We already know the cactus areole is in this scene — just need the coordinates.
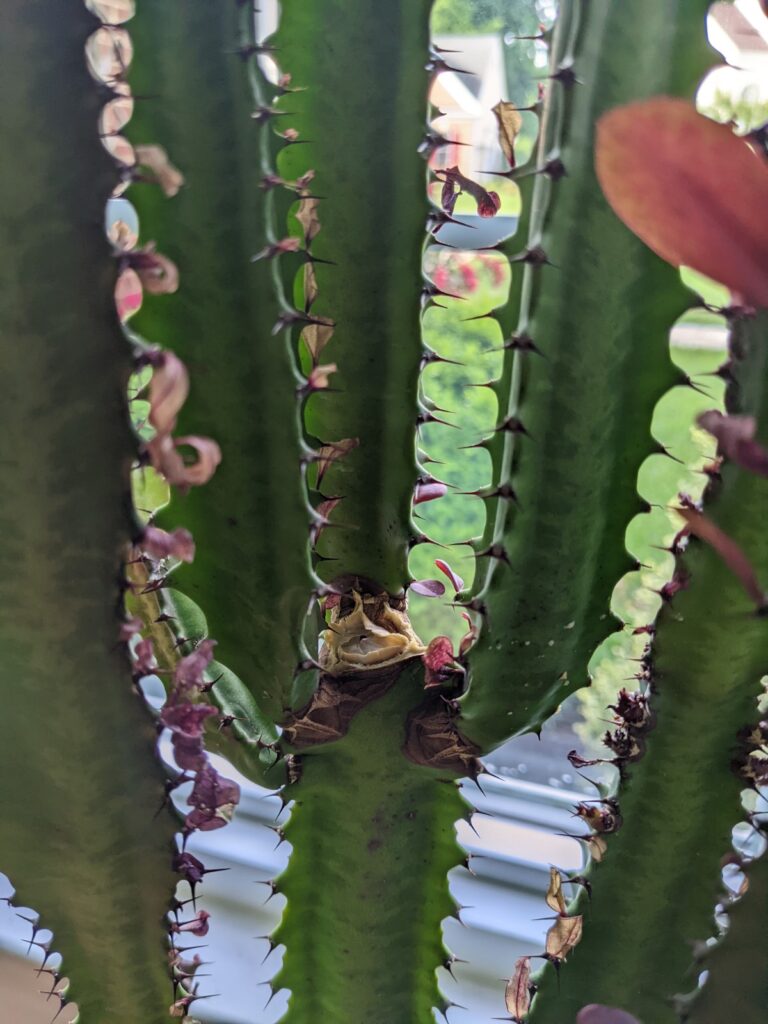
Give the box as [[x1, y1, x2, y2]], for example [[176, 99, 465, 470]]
[[2, 1, 768, 1024]]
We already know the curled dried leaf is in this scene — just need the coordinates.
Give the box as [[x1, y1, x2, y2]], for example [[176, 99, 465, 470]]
[[545, 866, 567, 914], [492, 100, 524, 169], [545, 914, 583, 962], [436, 166, 501, 219], [677, 506, 765, 607], [698, 410, 768, 477], [148, 351, 189, 435], [505, 956, 533, 1020], [135, 144, 185, 197], [131, 244, 179, 295], [146, 434, 222, 489], [596, 98, 768, 307]]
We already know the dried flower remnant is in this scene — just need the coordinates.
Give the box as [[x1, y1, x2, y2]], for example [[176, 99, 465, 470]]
[[423, 636, 457, 689], [436, 165, 501, 218], [320, 591, 426, 674]]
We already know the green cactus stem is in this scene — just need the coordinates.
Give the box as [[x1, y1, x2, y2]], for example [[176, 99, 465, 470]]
[[529, 311, 768, 1024], [271, 660, 468, 1024], [0, 4, 177, 1020], [460, 0, 714, 750], [275, 0, 432, 594], [127, 0, 317, 727], [687, 827, 768, 1023]]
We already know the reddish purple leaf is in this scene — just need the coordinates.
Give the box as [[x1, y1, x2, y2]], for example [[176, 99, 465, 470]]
[[174, 639, 217, 692], [170, 910, 210, 937], [160, 703, 217, 739], [413, 480, 448, 505], [119, 615, 143, 642], [435, 558, 464, 593], [141, 525, 196, 563], [678, 506, 765, 607], [577, 1006, 640, 1024], [423, 635, 457, 688], [596, 98, 768, 307], [133, 636, 156, 676], [698, 411, 768, 477], [185, 762, 241, 832], [410, 579, 446, 598]]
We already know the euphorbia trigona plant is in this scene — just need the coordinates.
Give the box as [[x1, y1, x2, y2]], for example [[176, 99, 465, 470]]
[[1, 2, 768, 1023]]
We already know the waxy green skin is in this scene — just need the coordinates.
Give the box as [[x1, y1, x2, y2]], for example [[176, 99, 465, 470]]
[[4, 2, 768, 1024], [462, 0, 714, 750], [0, 5, 177, 1021], [530, 313, 768, 1023], [275, 0, 431, 595], [272, 663, 464, 1024], [128, 0, 316, 729], [688, 833, 768, 1024]]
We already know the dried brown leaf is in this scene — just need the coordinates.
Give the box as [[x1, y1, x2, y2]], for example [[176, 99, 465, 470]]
[[586, 835, 607, 862], [492, 101, 524, 169], [545, 867, 567, 914], [296, 197, 321, 245], [304, 261, 318, 309], [678, 506, 765, 607], [315, 437, 359, 486], [505, 956, 533, 1020], [302, 322, 334, 362], [148, 351, 189, 435], [545, 914, 583, 962], [596, 98, 768, 307]]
